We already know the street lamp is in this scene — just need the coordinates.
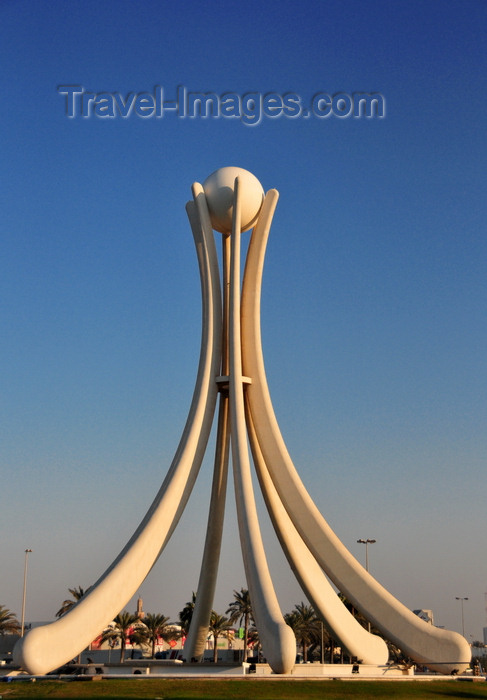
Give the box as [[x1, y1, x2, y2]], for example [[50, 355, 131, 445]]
[[455, 597, 469, 638], [318, 620, 327, 664], [357, 539, 376, 633], [357, 538, 376, 572], [20, 549, 32, 637]]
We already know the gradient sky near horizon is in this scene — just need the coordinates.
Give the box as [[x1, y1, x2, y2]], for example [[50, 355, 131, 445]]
[[1, 0, 486, 644]]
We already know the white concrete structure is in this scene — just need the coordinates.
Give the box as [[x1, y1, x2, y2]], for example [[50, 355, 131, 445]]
[[14, 168, 470, 676]]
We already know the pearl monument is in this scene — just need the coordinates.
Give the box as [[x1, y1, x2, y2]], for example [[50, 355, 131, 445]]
[[14, 168, 470, 675]]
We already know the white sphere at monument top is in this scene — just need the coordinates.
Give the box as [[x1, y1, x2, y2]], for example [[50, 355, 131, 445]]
[[203, 167, 264, 234]]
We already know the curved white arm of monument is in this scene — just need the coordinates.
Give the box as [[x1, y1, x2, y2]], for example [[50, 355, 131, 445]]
[[13, 185, 222, 676], [241, 191, 470, 675], [228, 179, 295, 675], [244, 191, 387, 665], [246, 405, 389, 666]]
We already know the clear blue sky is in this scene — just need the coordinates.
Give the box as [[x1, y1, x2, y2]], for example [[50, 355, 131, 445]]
[[1, 0, 486, 643]]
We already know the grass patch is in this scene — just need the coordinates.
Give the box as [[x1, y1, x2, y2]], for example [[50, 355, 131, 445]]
[[0, 679, 486, 700]]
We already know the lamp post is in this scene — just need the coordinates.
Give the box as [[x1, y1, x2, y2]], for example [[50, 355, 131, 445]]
[[455, 597, 469, 638], [20, 549, 32, 637], [320, 620, 324, 664], [357, 539, 376, 633], [357, 538, 376, 573]]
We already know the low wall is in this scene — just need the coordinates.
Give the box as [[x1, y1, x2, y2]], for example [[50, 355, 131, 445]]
[[102, 661, 246, 676], [248, 663, 414, 678], [77, 661, 413, 678]]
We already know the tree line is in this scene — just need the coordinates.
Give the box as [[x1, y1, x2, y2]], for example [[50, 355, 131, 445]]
[[3, 588, 483, 666], [2, 587, 332, 664]]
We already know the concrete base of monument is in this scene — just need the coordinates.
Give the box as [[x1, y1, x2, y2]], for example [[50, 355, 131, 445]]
[[3, 660, 476, 681], [44, 661, 417, 678]]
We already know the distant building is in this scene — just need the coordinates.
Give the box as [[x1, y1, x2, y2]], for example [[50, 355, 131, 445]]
[[483, 627, 487, 644], [413, 610, 434, 625]]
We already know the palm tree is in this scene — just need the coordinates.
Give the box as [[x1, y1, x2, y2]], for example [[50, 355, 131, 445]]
[[98, 612, 148, 662], [56, 586, 86, 618], [226, 588, 253, 662], [178, 592, 196, 636], [0, 605, 20, 635], [208, 611, 232, 663], [284, 602, 320, 663], [142, 613, 175, 658]]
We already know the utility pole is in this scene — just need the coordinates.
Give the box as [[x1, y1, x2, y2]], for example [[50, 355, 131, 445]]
[[20, 549, 33, 637]]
